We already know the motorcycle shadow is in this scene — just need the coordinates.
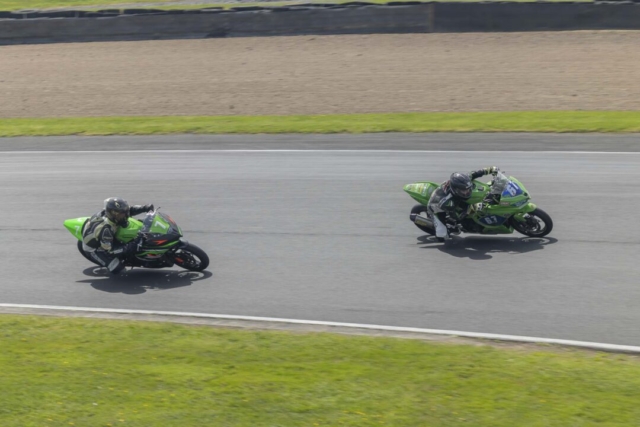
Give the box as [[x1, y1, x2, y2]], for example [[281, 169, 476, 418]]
[[77, 267, 213, 295], [417, 235, 558, 260]]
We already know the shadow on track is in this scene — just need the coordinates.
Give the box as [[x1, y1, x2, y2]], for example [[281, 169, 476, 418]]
[[77, 267, 213, 295], [417, 235, 558, 260]]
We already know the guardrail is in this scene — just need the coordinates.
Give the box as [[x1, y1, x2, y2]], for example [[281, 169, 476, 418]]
[[1, 2, 640, 45]]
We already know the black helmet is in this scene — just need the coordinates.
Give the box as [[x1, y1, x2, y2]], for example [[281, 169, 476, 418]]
[[104, 197, 130, 226], [449, 172, 473, 199]]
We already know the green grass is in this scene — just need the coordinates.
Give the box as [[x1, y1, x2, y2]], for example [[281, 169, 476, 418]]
[[1, 111, 639, 137], [1, 0, 593, 12], [1, 314, 640, 427], [0, 0, 168, 10], [0, 0, 180, 10]]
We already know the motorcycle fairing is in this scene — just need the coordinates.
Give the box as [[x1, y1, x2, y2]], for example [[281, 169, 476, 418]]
[[404, 173, 539, 235], [63, 217, 89, 241]]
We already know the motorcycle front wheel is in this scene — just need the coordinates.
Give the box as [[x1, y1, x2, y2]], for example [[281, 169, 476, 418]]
[[172, 243, 210, 271], [511, 208, 553, 238]]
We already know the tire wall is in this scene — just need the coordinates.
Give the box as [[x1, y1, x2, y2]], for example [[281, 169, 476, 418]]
[[1, 3, 639, 45]]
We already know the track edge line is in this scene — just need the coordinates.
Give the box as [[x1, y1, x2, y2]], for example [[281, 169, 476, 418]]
[[1, 303, 639, 354]]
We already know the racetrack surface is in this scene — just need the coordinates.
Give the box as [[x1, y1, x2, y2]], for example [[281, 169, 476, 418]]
[[1, 135, 639, 346], [2, 133, 640, 152]]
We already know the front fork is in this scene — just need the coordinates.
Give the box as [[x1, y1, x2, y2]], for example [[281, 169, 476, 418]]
[[511, 203, 538, 223], [165, 238, 190, 263]]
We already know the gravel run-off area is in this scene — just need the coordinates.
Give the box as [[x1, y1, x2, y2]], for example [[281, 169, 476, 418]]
[[1, 31, 639, 118]]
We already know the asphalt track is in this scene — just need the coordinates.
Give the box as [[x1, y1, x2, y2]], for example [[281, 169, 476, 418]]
[[1, 134, 639, 346]]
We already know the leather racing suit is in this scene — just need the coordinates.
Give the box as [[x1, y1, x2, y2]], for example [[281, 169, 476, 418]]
[[427, 167, 500, 239], [81, 204, 152, 274]]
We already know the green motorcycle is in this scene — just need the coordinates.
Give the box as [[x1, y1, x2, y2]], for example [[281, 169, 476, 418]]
[[404, 171, 553, 240], [64, 209, 209, 272]]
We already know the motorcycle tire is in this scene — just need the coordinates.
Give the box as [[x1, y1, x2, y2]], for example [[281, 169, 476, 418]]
[[410, 204, 436, 235], [512, 208, 553, 238], [77, 240, 102, 266], [173, 243, 210, 272]]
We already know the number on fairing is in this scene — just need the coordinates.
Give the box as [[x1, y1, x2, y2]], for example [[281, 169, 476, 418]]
[[480, 215, 507, 226], [503, 181, 523, 197], [155, 220, 168, 230], [484, 216, 499, 224]]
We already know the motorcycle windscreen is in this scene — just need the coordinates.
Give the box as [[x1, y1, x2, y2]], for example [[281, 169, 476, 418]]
[[142, 212, 183, 237], [501, 180, 524, 197], [499, 178, 529, 208]]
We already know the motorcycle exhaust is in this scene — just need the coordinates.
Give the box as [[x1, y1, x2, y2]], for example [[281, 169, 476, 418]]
[[410, 213, 433, 227]]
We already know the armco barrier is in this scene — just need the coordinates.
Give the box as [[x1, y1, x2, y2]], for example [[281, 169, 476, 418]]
[[0, 2, 640, 45], [0, 5, 431, 44]]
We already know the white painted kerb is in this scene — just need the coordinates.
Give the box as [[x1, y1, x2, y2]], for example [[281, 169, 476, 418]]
[[2, 303, 640, 354]]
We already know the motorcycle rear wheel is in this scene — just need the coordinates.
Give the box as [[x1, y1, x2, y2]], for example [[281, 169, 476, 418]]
[[410, 204, 435, 235], [512, 208, 553, 237], [172, 243, 210, 271], [77, 240, 101, 266]]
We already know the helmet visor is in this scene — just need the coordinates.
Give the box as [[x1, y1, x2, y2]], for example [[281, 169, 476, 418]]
[[111, 211, 128, 222], [456, 186, 472, 198]]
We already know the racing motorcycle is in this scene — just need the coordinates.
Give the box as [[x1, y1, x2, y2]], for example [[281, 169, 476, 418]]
[[404, 171, 553, 241], [64, 209, 209, 272]]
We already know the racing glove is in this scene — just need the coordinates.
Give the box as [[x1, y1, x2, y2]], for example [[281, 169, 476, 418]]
[[142, 204, 154, 212], [485, 166, 499, 175]]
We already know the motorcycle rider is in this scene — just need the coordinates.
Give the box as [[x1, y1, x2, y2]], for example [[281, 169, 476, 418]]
[[427, 166, 501, 241], [81, 197, 154, 274]]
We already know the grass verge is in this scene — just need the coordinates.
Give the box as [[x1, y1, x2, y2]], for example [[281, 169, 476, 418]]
[[1, 111, 640, 137], [2, 314, 640, 426]]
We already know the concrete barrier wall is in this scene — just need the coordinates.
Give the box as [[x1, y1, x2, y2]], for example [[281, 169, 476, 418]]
[[225, 6, 431, 36], [0, 5, 431, 44], [0, 3, 639, 45], [434, 3, 640, 32]]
